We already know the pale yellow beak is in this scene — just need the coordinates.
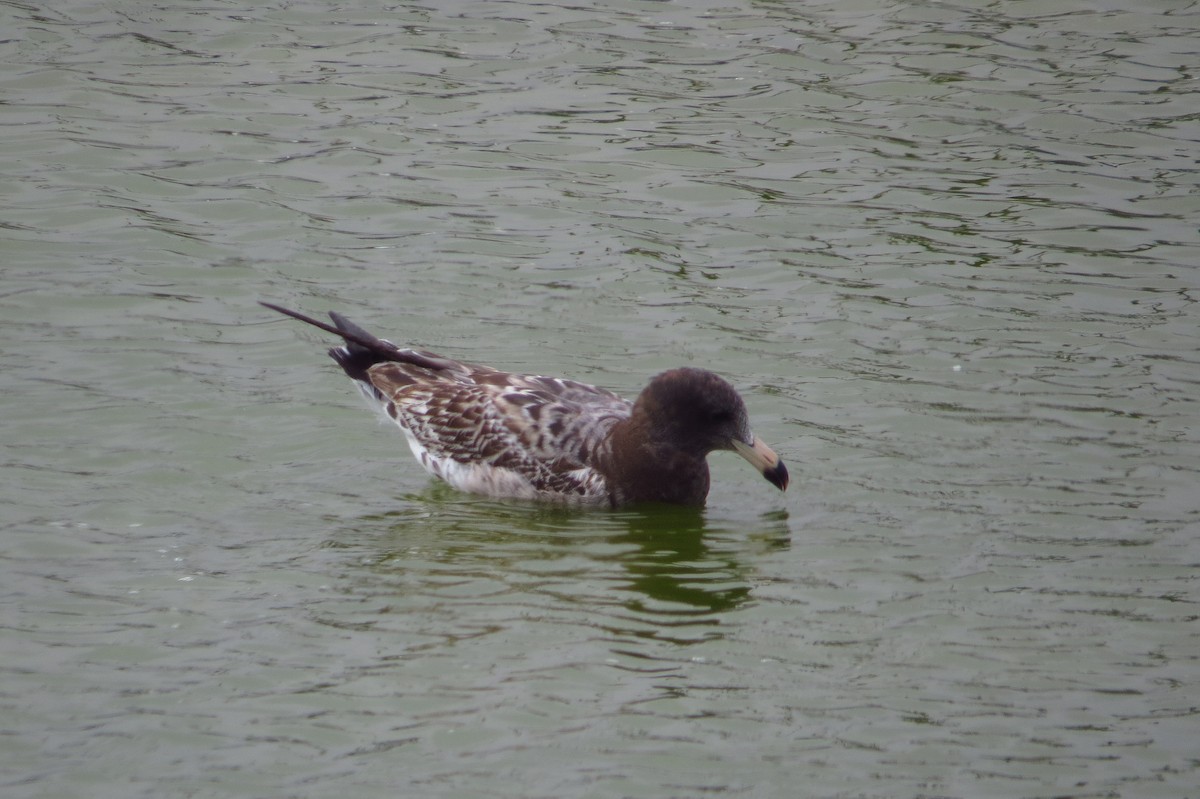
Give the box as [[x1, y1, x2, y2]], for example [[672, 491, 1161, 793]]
[[731, 436, 789, 491]]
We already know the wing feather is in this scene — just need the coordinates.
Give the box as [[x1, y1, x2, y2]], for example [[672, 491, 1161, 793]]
[[364, 361, 631, 501]]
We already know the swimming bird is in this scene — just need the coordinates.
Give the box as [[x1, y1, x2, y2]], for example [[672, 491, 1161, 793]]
[[261, 302, 788, 507]]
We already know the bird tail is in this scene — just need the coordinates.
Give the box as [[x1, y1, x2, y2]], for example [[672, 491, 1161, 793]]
[[260, 301, 462, 379]]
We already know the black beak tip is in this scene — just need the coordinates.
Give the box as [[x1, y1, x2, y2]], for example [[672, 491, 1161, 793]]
[[764, 459, 789, 492]]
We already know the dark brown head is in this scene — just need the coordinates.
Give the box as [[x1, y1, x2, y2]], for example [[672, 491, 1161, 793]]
[[634, 368, 788, 493]]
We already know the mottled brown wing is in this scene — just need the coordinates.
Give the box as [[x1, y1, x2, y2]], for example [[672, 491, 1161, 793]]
[[365, 362, 631, 494]]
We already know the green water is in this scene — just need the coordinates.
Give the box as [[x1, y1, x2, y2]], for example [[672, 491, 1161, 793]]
[[2, 1, 1197, 797]]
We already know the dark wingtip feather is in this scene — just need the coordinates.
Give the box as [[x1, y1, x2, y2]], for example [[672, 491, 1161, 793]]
[[261, 301, 400, 378], [328, 311, 379, 353], [260, 301, 392, 353], [261, 301, 459, 379]]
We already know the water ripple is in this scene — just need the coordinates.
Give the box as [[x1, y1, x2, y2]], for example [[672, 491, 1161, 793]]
[[2, 0, 1198, 796]]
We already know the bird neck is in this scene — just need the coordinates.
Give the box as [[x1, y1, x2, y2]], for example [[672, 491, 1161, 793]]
[[604, 416, 711, 507]]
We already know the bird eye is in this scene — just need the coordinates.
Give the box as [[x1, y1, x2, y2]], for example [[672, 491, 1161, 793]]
[[710, 409, 733, 423]]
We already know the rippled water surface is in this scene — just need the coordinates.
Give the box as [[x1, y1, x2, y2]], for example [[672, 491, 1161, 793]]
[[2, 1, 1198, 797]]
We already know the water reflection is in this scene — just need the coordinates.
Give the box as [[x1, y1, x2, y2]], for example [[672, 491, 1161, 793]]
[[340, 490, 790, 644], [611, 506, 772, 616]]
